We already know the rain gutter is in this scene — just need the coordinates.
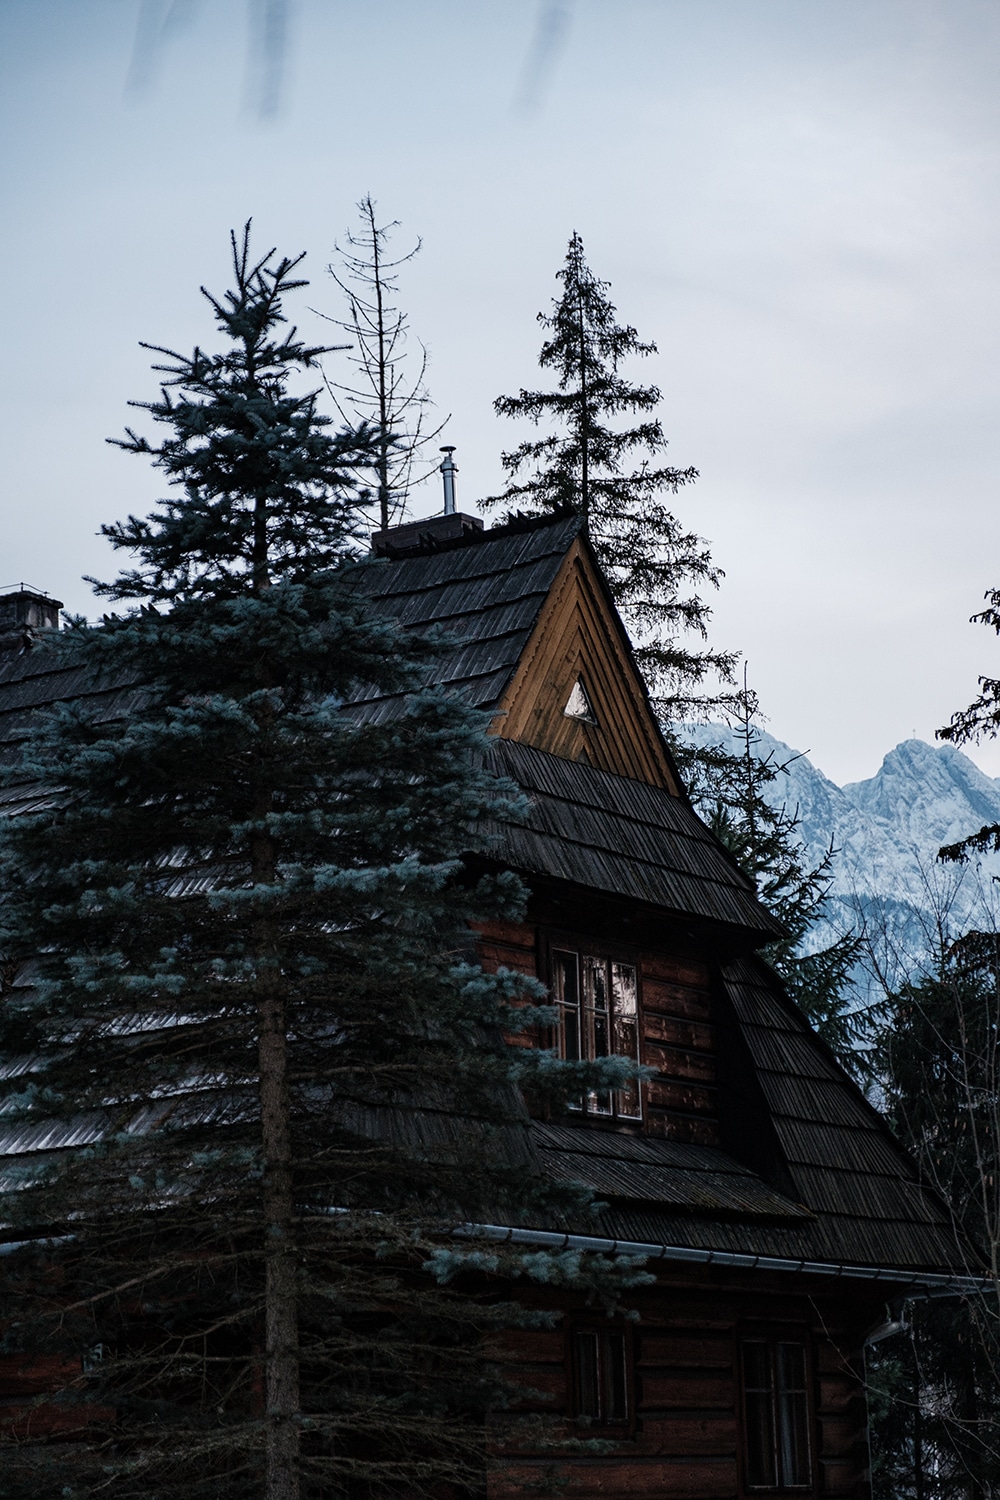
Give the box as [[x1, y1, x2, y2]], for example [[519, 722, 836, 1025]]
[[457, 1222, 990, 1299]]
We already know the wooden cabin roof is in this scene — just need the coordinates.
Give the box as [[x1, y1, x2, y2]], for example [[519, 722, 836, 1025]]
[[518, 954, 961, 1275], [481, 739, 779, 939], [354, 514, 965, 1277], [0, 515, 968, 1279], [357, 514, 779, 944]]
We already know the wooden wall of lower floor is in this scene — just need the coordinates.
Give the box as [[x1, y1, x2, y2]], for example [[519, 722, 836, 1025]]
[[491, 1264, 880, 1500]]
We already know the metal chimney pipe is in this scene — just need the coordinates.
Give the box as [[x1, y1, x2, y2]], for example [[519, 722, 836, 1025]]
[[440, 446, 458, 515]]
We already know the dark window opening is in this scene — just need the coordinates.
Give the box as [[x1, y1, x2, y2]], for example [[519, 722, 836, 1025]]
[[552, 948, 641, 1119], [742, 1337, 812, 1490], [572, 1327, 630, 1427]]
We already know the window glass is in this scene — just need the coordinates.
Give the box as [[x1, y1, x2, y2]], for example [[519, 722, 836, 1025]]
[[582, 954, 611, 1114], [553, 950, 580, 1063], [573, 1327, 629, 1427], [611, 961, 640, 1118], [742, 1337, 811, 1491], [743, 1340, 777, 1488], [573, 1330, 600, 1420], [776, 1342, 811, 1487], [553, 946, 640, 1121], [602, 1330, 628, 1422]]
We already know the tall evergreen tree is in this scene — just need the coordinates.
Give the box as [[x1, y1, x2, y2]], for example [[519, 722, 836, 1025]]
[[868, 933, 1000, 1499], [488, 236, 859, 1060], [687, 676, 864, 1070], [486, 232, 735, 720], [0, 228, 644, 1500], [939, 586, 1000, 861], [863, 583, 1000, 1495]]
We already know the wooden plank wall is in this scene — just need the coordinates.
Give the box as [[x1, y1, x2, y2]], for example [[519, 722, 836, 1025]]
[[492, 1274, 873, 1500], [474, 921, 721, 1142], [495, 541, 679, 792], [640, 954, 718, 1145]]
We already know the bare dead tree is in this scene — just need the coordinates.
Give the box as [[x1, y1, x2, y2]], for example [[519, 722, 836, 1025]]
[[324, 196, 447, 532]]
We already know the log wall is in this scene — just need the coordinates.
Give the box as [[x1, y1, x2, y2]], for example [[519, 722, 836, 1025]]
[[492, 1268, 874, 1500], [474, 919, 720, 1142]]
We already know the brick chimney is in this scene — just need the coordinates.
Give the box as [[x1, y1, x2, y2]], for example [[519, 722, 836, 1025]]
[[0, 586, 63, 652]]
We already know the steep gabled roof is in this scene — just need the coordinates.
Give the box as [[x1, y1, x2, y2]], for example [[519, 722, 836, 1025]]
[[353, 514, 582, 720], [357, 514, 777, 943]]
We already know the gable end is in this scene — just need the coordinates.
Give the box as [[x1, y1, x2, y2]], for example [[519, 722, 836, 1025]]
[[494, 537, 680, 793]]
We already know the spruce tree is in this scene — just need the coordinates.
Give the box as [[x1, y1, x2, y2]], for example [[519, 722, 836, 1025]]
[[939, 586, 1000, 860], [0, 228, 644, 1500], [486, 232, 735, 720], [688, 677, 864, 1072], [868, 935, 1000, 1498], [488, 237, 859, 1060]]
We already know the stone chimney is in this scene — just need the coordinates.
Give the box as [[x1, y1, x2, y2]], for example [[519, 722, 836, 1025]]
[[0, 586, 63, 652]]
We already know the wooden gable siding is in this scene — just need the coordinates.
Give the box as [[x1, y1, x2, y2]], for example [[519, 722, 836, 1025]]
[[474, 919, 719, 1140], [492, 1270, 874, 1500], [494, 538, 680, 794]]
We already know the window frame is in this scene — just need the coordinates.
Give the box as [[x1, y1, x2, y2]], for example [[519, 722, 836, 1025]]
[[541, 931, 644, 1124], [738, 1327, 816, 1495], [566, 1319, 636, 1435]]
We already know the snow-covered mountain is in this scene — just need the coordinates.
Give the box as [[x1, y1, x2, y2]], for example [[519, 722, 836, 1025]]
[[678, 725, 1000, 984]]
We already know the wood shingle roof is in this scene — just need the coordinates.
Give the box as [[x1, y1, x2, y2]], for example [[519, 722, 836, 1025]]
[[0, 514, 971, 1281]]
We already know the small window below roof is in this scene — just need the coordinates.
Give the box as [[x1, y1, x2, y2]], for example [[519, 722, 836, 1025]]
[[571, 1324, 632, 1429], [551, 947, 641, 1120], [563, 678, 597, 725]]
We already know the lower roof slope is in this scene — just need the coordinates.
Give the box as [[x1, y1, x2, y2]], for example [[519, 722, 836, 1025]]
[[482, 739, 780, 940], [517, 955, 965, 1279]]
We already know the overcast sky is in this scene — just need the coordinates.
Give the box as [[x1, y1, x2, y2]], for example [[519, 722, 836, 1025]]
[[4, 0, 1000, 785]]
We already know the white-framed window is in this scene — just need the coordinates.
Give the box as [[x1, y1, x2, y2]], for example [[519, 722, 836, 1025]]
[[551, 947, 641, 1120]]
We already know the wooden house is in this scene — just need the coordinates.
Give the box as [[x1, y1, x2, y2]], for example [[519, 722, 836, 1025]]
[[0, 512, 974, 1499], [358, 508, 970, 1499]]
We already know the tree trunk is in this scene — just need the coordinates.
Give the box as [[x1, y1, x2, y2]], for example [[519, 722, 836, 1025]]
[[252, 791, 299, 1500], [914, 1363, 925, 1500], [258, 965, 300, 1500]]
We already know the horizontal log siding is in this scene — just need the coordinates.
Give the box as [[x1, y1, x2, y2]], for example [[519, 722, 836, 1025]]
[[475, 918, 542, 1050], [474, 925, 724, 1142], [491, 1273, 874, 1500], [641, 954, 719, 1145], [0, 1354, 116, 1438]]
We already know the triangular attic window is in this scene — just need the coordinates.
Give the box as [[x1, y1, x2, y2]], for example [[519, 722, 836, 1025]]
[[563, 678, 597, 725]]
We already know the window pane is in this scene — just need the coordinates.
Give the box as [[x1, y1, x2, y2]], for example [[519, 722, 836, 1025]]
[[743, 1341, 776, 1488], [776, 1343, 811, 1487], [583, 955, 612, 1114], [611, 961, 641, 1118], [574, 1331, 600, 1421], [554, 950, 580, 1060], [602, 1331, 628, 1423]]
